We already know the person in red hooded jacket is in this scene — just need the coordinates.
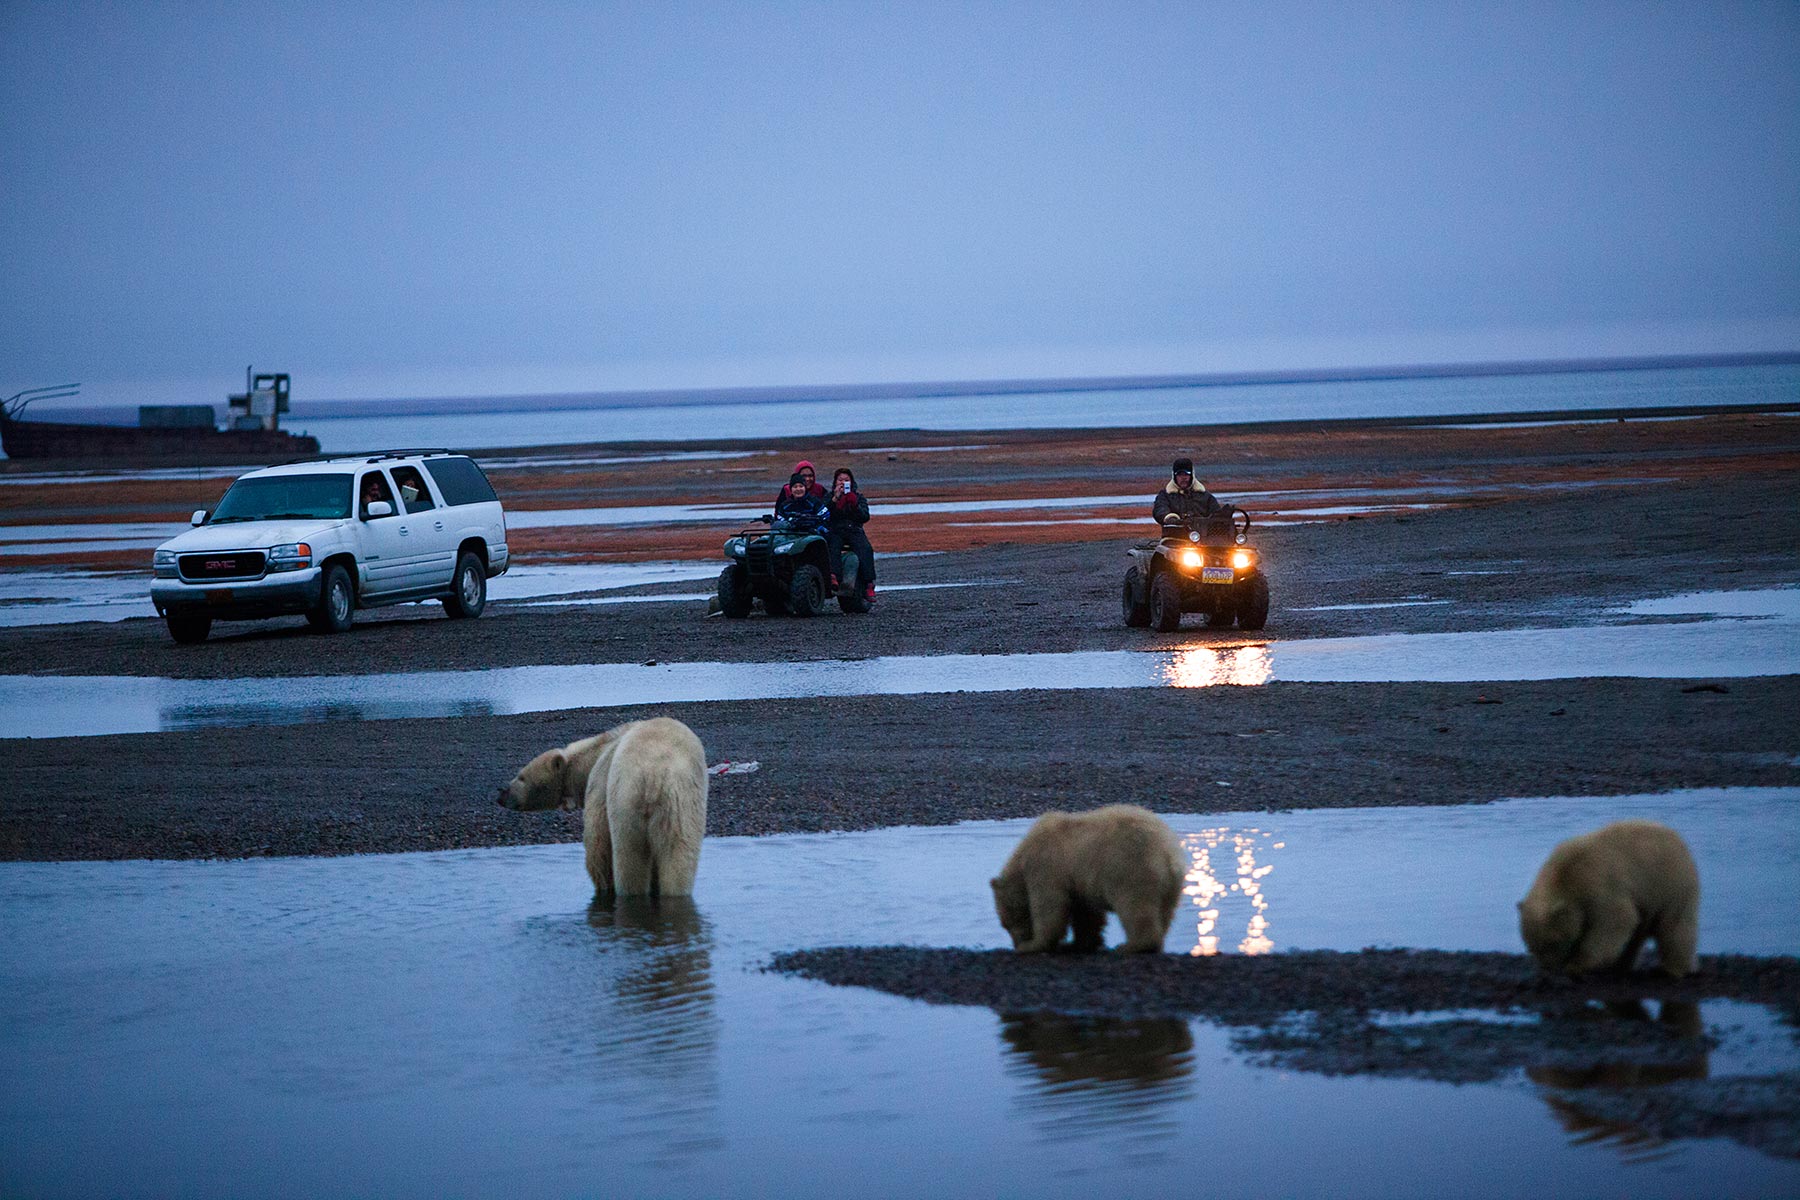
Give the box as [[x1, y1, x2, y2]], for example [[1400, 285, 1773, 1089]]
[[771, 460, 828, 508]]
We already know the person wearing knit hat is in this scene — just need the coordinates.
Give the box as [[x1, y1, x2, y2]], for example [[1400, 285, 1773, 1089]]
[[1152, 456, 1224, 527]]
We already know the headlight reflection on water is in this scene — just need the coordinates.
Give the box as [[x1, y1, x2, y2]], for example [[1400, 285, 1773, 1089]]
[[1182, 828, 1282, 956], [1158, 645, 1274, 688]]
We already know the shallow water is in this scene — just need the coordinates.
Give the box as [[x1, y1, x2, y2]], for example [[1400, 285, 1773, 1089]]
[[2, 591, 1795, 737], [3, 789, 1795, 1198]]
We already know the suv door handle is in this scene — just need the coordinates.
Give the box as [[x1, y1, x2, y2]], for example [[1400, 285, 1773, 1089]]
[[433, 520, 444, 531], [398, 525, 410, 536]]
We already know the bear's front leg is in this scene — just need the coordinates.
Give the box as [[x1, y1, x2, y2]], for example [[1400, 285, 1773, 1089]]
[[1564, 897, 1638, 975], [1016, 886, 1071, 953]]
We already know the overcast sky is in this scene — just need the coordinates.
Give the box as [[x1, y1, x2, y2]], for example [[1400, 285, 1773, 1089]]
[[4, 1, 1797, 409]]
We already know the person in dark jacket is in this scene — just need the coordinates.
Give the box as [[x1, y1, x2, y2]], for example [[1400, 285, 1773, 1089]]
[[829, 466, 877, 602], [772, 459, 828, 508], [774, 471, 845, 587], [1152, 457, 1224, 527]]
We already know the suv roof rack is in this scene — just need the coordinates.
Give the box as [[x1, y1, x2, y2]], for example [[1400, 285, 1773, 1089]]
[[271, 448, 460, 468]]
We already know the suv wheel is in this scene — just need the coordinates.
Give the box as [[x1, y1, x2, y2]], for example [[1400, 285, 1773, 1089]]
[[1122, 566, 1150, 627], [310, 563, 356, 633], [166, 612, 212, 644], [718, 564, 753, 618], [787, 564, 825, 617], [1149, 571, 1183, 632], [443, 551, 487, 618]]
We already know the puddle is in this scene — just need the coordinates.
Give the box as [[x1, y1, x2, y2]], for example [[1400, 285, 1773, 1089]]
[[5, 595, 1797, 738], [2, 789, 1794, 1197]]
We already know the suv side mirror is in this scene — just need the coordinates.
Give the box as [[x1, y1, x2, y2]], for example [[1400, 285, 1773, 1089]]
[[191, 509, 208, 526], [365, 500, 394, 518]]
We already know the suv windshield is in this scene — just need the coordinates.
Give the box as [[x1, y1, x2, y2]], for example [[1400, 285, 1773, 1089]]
[[210, 474, 354, 523]]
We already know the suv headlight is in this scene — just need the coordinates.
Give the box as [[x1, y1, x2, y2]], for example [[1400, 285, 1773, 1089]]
[[153, 549, 178, 578], [267, 542, 313, 572]]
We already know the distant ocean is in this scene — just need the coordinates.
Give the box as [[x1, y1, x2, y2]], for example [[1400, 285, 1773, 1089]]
[[12, 362, 1798, 457], [285, 362, 1800, 454]]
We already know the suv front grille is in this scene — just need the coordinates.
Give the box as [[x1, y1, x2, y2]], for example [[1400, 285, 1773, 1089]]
[[179, 551, 267, 581]]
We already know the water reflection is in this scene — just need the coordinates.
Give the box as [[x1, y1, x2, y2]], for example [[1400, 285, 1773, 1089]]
[[1159, 645, 1274, 688], [1182, 828, 1281, 955], [999, 1013, 1196, 1141], [1528, 1000, 1710, 1163]]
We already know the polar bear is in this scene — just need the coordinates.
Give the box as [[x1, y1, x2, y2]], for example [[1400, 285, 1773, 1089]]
[[498, 717, 707, 897], [990, 805, 1186, 953], [1517, 820, 1699, 978]]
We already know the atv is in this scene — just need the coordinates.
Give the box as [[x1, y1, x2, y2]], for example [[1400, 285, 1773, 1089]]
[[1122, 508, 1269, 632], [718, 516, 869, 617]]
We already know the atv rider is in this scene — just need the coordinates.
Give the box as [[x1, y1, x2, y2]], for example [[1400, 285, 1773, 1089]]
[[775, 471, 846, 588], [771, 459, 828, 509], [1152, 457, 1224, 528], [829, 466, 876, 603]]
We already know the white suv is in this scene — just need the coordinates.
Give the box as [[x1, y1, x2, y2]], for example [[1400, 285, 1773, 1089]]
[[151, 450, 510, 644]]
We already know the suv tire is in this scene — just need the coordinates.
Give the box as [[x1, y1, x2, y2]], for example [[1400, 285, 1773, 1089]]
[[310, 563, 356, 634], [166, 612, 212, 644], [443, 551, 487, 618], [1149, 571, 1183, 632]]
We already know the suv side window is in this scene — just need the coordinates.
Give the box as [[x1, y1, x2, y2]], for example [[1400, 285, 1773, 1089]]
[[391, 465, 435, 513], [424, 456, 499, 507], [359, 470, 397, 519]]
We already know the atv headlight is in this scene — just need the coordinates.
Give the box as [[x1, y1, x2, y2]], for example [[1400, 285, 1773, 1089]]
[[1178, 548, 1204, 570], [267, 542, 313, 572], [153, 549, 178, 578], [724, 537, 746, 557], [1231, 549, 1253, 570], [775, 541, 801, 554]]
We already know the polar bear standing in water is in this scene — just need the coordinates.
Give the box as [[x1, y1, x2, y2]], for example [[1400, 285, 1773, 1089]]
[[1518, 820, 1699, 978], [498, 717, 707, 897]]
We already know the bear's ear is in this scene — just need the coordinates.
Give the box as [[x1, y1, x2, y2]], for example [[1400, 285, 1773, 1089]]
[[989, 878, 1001, 891]]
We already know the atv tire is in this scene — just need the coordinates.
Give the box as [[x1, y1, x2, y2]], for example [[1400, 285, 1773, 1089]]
[[788, 564, 826, 617], [1122, 567, 1150, 627], [718, 565, 753, 618], [1149, 571, 1184, 632], [1237, 572, 1270, 631]]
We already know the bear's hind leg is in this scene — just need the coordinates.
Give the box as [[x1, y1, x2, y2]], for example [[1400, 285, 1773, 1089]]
[[584, 805, 615, 896], [1654, 908, 1699, 978], [1116, 897, 1172, 953]]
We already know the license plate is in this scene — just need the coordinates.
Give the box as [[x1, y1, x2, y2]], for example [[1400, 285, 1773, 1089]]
[[205, 589, 234, 604], [1202, 566, 1235, 585]]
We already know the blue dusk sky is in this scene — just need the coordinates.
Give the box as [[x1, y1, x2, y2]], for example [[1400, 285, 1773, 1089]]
[[3, 1, 1797, 410]]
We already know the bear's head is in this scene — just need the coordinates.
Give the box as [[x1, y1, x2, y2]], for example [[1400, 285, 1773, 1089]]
[[1517, 896, 1584, 973], [990, 874, 1033, 949], [497, 748, 572, 812]]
